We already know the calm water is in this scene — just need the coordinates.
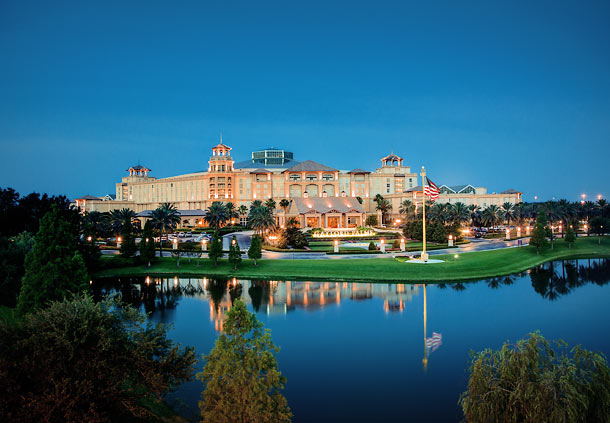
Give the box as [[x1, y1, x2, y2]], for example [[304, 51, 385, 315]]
[[94, 258, 610, 422]]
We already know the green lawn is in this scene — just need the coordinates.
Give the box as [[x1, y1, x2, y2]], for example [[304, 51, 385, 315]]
[[95, 237, 610, 283]]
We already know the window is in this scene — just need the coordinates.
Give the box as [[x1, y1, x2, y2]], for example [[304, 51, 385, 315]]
[[305, 174, 317, 181]]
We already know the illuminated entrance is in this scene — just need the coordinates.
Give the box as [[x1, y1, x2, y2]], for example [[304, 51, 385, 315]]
[[327, 216, 340, 228], [306, 216, 320, 228]]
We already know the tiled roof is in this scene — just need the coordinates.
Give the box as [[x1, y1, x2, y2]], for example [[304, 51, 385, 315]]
[[250, 168, 271, 174], [136, 210, 207, 218], [404, 185, 422, 192], [381, 153, 402, 161], [501, 188, 521, 194], [284, 160, 338, 173], [292, 197, 364, 214], [127, 165, 150, 171], [347, 168, 371, 174], [213, 143, 231, 150], [233, 159, 301, 169]]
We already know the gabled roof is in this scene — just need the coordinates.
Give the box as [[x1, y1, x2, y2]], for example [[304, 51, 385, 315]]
[[347, 168, 371, 174], [75, 195, 101, 201], [250, 168, 271, 174], [501, 188, 521, 194], [291, 197, 364, 214], [439, 184, 456, 193], [283, 160, 337, 173], [404, 185, 422, 192]]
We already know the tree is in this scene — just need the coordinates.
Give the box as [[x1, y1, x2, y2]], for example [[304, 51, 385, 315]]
[[530, 211, 549, 255], [228, 235, 242, 270], [590, 216, 606, 245], [150, 203, 180, 258], [398, 199, 415, 221], [17, 206, 89, 314], [238, 204, 248, 217], [264, 198, 277, 211], [450, 202, 469, 226], [374, 197, 392, 224], [225, 202, 239, 224], [459, 332, 610, 423], [365, 214, 378, 227], [139, 221, 156, 266], [356, 196, 363, 204], [206, 202, 229, 230], [248, 235, 263, 266], [208, 232, 224, 266], [119, 215, 137, 258], [481, 205, 502, 228], [0, 232, 34, 307], [198, 299, 292, 423], [279, 199, 290, 214], [248, 205, 277, 236], [1, 294, 196, 423], [565, 223, 576, 248], [502, 202, 516, 228]]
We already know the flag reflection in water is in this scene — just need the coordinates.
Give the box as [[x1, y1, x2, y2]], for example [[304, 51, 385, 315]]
[[422, 284, 443, 371]]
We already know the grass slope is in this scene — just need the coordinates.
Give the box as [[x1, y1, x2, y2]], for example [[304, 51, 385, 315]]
[[95, 237, 610, 283]]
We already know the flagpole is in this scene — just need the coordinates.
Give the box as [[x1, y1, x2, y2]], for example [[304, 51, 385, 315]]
[[421, 167, 428, 262], [422, 284, 428, 371]]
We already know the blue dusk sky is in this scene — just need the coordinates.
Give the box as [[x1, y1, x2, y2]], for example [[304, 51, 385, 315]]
[[0, 0, 609, 201]]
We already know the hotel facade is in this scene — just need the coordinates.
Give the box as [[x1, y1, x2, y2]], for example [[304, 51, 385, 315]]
[[76, 139, 521, 228]]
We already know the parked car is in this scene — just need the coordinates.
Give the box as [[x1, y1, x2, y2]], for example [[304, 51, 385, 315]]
[[474, 231, 484, 239]]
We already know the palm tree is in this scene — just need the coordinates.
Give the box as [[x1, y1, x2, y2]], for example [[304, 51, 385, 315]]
[[248, 205, 277, 236], [451, 202, 470, 226], [279, 199, 291, 214], [225, 202, 239, 225], [375, 198, 392, 224], [150, 203, 180, 257], [429, 202, 448, 224], [597, 198, 609, 218], [264, 198, 277, 211], [206, 202, 229, 230], [398, 199, 415, 221], [481, 205, 502, 228], [250, 200, 263, 212], [285, 217, 299, 228], [82, 211, 106, 239], [238, 205, 248, 216], [110, 208, 137, 236], [468, 204, 481, 227], [502, 202, 517, 228]]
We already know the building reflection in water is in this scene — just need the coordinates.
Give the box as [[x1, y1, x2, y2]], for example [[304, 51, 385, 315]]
[[98, 278, 422, 332]]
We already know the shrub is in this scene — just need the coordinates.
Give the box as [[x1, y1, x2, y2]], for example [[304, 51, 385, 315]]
[[365, 215, 378, 227], [459, 331, 610, 423], [368, 241, 376, 251]]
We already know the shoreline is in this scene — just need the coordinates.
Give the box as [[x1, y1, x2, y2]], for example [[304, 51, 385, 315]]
[[94, 237, 610, 283]]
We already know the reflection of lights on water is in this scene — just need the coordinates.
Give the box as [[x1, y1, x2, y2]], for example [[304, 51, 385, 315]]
[[146, 276, 150, 285], [174, 276, 178, 287], [203, 277, 207, 288]]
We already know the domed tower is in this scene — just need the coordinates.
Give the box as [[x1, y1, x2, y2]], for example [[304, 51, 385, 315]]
[[207, 135, 234, 200]]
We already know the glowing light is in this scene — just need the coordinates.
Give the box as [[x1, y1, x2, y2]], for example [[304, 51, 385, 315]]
[[380, 239, 385, 244], [448, 234, 453, 240], [268, 236, 278, 240], [598, 194, 603, 200], [89, 280, 92, 285], [454, 254, 459, 259], [173, 238, 177, 244], [334, 240, 339, 246], [232, 239, 236, 245], [146, 276, 150, 285], [117, 236, 122, 242], [400, 238, 405, 243], [87, 236, 92, 241]]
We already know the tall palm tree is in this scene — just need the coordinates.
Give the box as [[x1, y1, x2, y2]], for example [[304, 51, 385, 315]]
[[206, 202, 229, 230], [225, 202, 239, 224], [110, 208, 137, 236], [264, 198, 277, 211], [597, 198, 609, 218], [82, 211, 106, 239], [429, 202, 448, 224], [502, 202, 517, 228], [375, 198, 393, 224], [279, 199, 291, 214], [481, 205, 502, 228], [398, 199, 415, 221], [468, 204, 481, 227], [249, 200, 263, 212], [248, 205, 277, 236], [150, 203, 180, 257], [451, 202, 470, 226]]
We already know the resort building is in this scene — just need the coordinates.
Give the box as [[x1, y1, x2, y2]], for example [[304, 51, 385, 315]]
[[75, 138, 522, 228]]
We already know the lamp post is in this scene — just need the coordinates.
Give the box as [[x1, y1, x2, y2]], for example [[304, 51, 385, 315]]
[[400, 238, 405, 252], [526, 226, 531, 236], [380, 238, 385, 253], [517, 227, 521, 238], [505, 228, 510, 240], [173, 238, 178, 250], [117, 236, 122, 248], [448, 234, 454, 247], [334, 239, 339, 253]]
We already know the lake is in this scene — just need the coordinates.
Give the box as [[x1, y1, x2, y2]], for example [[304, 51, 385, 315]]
[[93, 258, 610, 422]]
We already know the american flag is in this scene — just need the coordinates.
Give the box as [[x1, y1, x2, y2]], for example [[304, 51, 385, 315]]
[[424, 177, 440, 202], [425, 332, 442, 352]]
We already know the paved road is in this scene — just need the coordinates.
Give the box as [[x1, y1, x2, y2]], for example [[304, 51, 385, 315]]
[[102, 234, 532, 259]]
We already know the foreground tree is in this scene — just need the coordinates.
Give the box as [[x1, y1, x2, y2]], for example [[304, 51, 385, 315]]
[[248, 234, 263, 266], [206, 202, 229, 230], [139, 221, 156, 266], [565, 223, 576, 248], [530, 212, 549, 255], [208, 232, 224, 266], [17, 206, 88, 314], [459, 332, 610, 423], [228, 235, 242, 270], [0, 294, 196, 423], [198, 299, 292, 423]]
